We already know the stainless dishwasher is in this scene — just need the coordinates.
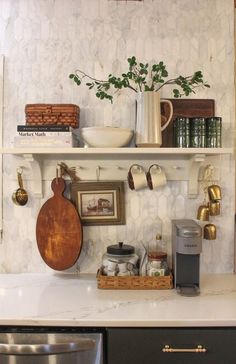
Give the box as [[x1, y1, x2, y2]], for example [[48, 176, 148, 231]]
[[0, 327, 104, 364]]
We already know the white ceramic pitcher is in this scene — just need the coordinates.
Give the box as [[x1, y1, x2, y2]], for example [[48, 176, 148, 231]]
[[135, 91, 173, 147]]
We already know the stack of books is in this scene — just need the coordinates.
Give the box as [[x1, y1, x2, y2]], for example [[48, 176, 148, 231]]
[[14, 125, 79, 148]]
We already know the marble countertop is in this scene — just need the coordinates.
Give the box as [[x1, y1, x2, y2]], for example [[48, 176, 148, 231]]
[[0, 273, 236, 327]]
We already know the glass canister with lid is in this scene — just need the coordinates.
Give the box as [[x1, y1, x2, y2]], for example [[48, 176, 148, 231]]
[[102, 242, 139, 276]]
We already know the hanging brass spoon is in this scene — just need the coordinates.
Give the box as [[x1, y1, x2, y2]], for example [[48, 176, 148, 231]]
[[12, 170, 28, 206]]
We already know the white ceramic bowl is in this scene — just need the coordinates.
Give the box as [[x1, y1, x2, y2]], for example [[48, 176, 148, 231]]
[[81, 127, 134, 147]]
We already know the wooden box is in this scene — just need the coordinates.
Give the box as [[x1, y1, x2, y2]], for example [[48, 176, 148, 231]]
[[25, 104, 80, 128]]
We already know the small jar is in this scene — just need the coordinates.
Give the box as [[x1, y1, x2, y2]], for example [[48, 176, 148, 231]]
[[147, 252, 169, 276], [102, 242, 139, 276], [147, 235, 169, 276]]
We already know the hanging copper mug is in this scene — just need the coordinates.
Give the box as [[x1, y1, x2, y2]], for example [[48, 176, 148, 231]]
[[208, 184, 222, 202], [203, 223, 217, 240], [208, 201, 220, 216], [197, 204, 209, 221]]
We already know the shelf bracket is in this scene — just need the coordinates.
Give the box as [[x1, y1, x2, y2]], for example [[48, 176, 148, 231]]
[[188, 154, 206, 198], [23, 154, 42, 198]]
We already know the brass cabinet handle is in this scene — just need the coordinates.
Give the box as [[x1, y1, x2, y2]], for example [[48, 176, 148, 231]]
[[162, 345, 207, 353]]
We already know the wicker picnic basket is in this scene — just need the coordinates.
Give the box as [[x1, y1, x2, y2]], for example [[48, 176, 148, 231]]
[[96, 269, 173, 290], [25, 104, 80, 128]]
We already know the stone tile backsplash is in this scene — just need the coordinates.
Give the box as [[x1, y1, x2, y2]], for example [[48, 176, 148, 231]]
[[0, 0, 235, 273]]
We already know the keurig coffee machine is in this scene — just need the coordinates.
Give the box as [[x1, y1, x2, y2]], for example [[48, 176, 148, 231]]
[[172, 219, 202, 296]]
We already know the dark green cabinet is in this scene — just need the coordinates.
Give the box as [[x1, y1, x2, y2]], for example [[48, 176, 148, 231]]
[[106, 327, 236, 364]]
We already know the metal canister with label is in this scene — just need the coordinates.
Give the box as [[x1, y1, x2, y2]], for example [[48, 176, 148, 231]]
[[206, 117, 222, 148], [173, 117, 190, 147], [189, 117, 206, 148]]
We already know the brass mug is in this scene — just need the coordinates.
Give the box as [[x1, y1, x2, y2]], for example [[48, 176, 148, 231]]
[[203, 223, 216, 240], [208, 184, 222, 202], [208, 201, 220, 216], [197, 204, 209, 221]]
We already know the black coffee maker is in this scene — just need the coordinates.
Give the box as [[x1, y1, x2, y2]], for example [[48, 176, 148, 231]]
[[172, 219, 202, 296]]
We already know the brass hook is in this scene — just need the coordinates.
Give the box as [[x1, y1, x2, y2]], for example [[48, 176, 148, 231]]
[[16, 166, 23, 175], [56, 164, 61, 183], [96, 166, 100, 181]]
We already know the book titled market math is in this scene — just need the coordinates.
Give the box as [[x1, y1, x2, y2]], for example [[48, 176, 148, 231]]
[[18, 131, 72, 137]]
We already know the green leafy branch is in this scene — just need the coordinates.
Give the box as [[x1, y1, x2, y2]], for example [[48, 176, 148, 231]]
[[69, 56, 210, 103]]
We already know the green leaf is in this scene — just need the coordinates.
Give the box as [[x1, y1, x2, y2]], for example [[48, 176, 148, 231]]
[[173, 89, 181, 98], [152, 65, 157, 72], [145, 85, 153, 91], [162, 70, 168, 77]]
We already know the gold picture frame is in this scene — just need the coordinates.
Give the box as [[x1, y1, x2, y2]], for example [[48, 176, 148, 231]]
[[71, 181, 125, 226]]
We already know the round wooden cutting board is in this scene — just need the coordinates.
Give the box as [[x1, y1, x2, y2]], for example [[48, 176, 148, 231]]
[[36, 177, 82, 271]]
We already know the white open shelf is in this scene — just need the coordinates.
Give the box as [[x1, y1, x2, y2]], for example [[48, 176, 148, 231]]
[[2, 146, 233, 200]]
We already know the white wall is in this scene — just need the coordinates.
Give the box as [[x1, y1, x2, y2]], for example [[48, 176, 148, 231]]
[[0, 0, 235, 273]]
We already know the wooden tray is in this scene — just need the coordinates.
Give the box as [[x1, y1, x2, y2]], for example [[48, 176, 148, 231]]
[[97, 270, 173, 290], [161, 98, 215, 147]]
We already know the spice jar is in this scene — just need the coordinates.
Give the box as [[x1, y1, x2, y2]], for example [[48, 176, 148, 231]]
[[102, 242, 139, 276]]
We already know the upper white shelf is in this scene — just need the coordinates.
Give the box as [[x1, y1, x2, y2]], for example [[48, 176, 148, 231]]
[[0, 147, 233, 157]]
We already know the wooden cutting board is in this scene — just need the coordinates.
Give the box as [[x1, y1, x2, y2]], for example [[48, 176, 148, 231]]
[[161, 99, 215, 147], [36, 177, 82, 271]]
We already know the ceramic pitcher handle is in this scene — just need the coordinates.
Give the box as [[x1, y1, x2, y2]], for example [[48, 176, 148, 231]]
[[160, 99, 173, 131]]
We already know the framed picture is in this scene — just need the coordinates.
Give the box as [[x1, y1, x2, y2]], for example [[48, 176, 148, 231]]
[[71, 181, 125, 226]]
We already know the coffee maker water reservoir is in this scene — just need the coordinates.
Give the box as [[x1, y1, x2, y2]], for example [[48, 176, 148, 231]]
[[172, 219, 202, 296]]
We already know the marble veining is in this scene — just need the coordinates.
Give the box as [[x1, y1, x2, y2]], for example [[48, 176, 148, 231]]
[[0, 273, 236, 327], [0, 0, 235, 274]]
